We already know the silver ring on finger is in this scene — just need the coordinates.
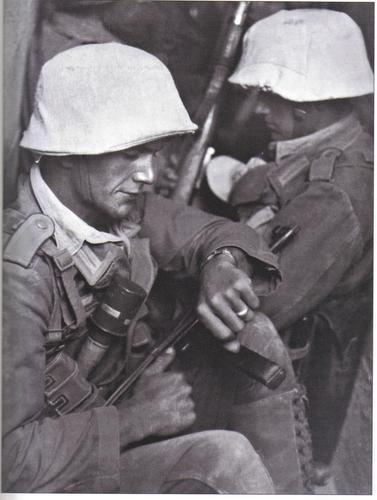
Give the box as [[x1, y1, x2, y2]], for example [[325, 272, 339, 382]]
[[235, 305, 248, 319]]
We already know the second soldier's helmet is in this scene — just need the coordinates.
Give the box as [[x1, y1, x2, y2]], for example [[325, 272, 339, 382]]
[[229, 9, 374, 102], [21, 42, 197, 156]]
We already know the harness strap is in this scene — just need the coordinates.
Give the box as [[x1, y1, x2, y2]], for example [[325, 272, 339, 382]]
[[43, 255, 66, 346], [41, 239, 86, 330]]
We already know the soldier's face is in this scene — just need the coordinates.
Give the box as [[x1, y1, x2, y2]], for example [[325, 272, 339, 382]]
[[74, 142, 161, 222], [254, 92, 296, 141]]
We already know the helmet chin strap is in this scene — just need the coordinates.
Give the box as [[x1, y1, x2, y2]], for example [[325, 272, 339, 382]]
[[73, 159, 103, 227]]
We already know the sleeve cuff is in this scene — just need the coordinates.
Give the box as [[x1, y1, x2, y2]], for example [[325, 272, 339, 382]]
[[94, 405, 121, 492]]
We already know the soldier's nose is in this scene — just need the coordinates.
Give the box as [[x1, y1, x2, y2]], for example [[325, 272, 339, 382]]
[[133, 160, 155, 185]]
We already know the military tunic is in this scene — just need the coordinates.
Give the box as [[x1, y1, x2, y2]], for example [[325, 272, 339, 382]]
[[230, 113, 373, 331], [230, 113, 373, 461], [2, 172, 278, 493]]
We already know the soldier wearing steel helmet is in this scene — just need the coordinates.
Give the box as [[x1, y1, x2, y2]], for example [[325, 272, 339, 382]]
[[2, 42, 311, 493], [207, 8, 373, 472]]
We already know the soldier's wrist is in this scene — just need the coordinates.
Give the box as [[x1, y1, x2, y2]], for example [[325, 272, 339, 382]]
[[118, 404, 148, 447], [200, 248, 237, 273], [200, 247, 253, 277], [226, 247, 254, 277]]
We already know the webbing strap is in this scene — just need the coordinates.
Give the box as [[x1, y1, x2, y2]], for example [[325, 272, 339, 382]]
[[41, 239, 86, 329], [60, 267, 87, 328]]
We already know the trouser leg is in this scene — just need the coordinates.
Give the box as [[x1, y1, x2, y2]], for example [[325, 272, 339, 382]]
[[172, 312, 313, 493], [304, 325, 364, 465], [229, 312, 313, 493], [161, 479, 217, 494], [120, 430, 274, 494]]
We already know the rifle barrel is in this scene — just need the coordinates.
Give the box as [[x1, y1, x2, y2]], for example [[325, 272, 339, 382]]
[[104, 315, 199, 406], [172, 2, 250, 205]]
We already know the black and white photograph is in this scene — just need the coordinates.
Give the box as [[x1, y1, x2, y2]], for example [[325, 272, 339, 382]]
[[2, 0, 374, 495]]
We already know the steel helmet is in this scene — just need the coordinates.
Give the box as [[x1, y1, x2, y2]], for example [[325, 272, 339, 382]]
[[229, 9, 374, 102], [21, 42, 197, 155]]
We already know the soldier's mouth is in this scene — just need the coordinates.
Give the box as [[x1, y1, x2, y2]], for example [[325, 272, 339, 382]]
[[118, 191, 140, 198]]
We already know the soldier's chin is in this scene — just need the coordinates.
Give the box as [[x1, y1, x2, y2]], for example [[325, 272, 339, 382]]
[[113, 199, 137, 220]]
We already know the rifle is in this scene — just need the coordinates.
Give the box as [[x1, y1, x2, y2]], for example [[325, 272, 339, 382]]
[[171, 2, 250, 205], [104, 224, 299, 406], [105, 309, 286, 406]]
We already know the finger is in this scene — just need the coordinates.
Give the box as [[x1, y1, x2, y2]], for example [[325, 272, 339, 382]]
[[241, 308, 255, 322], [145, 347, 175, 375], [177, 395, 195, 416], [179, 394, 195, 412], [170, 372, 192, 395], [209, 294, 245, 332], [239, 283, 260, 309], [224, 292, 255, 324], [197, 303, 236, 342], [181, 409, 196, 428], [223, 338, 241, 353]]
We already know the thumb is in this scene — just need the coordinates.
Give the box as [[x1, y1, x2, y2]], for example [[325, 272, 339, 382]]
[[145, 347, 175, 375]]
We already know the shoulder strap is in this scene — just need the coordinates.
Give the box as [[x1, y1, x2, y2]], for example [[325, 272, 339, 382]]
[[269, 148, 344, 205], [309, 148, 342, 182], [3, 213, 55, 268]]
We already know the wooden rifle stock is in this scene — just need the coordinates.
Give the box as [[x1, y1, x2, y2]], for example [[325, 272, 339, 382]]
[[171, 2, 250, 205]]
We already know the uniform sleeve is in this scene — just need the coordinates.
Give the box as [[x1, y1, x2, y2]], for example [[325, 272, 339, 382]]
[[259, 181, 366, 330], [2, 258, 120, 493], [139, 193, 279, 283]]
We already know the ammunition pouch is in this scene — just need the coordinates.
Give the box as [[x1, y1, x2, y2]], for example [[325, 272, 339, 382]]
[[45, 351, 104, 416]]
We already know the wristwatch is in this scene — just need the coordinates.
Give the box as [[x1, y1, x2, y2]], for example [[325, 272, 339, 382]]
[[200, 248, 237, 272]]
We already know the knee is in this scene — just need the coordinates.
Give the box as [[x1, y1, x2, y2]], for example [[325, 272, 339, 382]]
[[203, 430, 257, 463], [189, 431, 275, 493], [216, 431, 263, 473]]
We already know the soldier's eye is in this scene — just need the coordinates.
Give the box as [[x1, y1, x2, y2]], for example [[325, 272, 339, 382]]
[[123, 151, 139, 160]]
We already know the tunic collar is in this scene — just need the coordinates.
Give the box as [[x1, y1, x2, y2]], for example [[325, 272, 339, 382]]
[[271, 113, 364, 164], [30, 163, 124, 256]]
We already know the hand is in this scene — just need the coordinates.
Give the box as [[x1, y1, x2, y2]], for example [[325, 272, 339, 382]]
[[155, 163, 179, 196], [197, 250, 259, 353], [118, 348, 195, 446]]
